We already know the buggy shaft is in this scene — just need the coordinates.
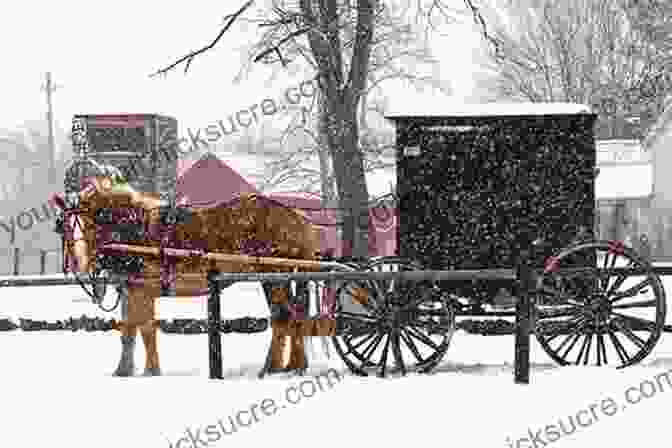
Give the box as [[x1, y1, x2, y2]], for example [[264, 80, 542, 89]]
[[100, 245, 517, 281], [100, 243, 347, 270]]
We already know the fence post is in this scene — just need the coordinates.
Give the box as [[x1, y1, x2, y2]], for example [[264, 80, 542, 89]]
[[13, 248, 20, 276], [657, 217, 664, 259], [40, 250, 47, 275], [514, 247, 534, 384], [207, 269, 223, 380]]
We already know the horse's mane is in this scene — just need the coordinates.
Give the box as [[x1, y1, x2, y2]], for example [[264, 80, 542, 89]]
[[179, 192, 304, 215], [81, 176, 312, 229]]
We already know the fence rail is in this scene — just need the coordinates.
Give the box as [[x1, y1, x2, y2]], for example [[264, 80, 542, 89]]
[[0, 248, 62, 276], [205, 263, 533, 384]]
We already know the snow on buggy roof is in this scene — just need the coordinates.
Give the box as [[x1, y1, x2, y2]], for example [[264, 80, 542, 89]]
[[385, 102, 592, 119]]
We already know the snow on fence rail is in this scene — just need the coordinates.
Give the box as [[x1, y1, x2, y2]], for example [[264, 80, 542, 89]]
[[0, 273, 117, 288]]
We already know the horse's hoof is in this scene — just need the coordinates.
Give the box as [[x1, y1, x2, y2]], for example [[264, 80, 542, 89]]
[[264, 367, 292, 376], [143, 367, 162, 376], [113, 369, 135, 377]]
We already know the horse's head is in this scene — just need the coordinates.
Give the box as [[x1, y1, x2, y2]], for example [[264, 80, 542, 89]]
[[52, 165, 132, 277]]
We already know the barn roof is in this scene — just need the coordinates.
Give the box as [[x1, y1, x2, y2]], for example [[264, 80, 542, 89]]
[[385, 102, 591, 119], [176, 152, 258, 207]]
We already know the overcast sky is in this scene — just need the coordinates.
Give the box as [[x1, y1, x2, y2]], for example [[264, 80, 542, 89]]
[[0, 0, 485, 130], [0, 0, 487, 195]]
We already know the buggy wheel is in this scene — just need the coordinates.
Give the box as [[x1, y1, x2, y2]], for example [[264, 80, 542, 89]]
[[332, 257, 455, 377], [535, 240, 666, 368]]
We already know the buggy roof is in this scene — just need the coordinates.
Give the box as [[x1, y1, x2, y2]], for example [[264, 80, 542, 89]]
[[385, 102, 591, 119]]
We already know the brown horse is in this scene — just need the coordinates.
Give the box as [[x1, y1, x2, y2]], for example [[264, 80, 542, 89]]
[[53, 174, 324, 377]]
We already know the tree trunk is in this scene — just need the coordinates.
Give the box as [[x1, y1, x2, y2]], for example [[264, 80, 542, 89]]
[[301, 0, 375, 258], [317, 95, 336, 206], [324, 105, 370, 258]]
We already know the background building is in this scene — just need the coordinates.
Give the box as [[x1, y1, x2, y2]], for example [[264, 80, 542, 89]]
[[643, 96, 672, 260], [595, 96, 672, 260], [595, 139, 652, 250]]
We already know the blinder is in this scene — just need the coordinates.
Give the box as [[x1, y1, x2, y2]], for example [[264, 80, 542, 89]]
[[95, 207, 146, 243], [53, 195, 81, 232], [94, 251, 145, 274], [93, 206, 147, 275], [55, 191, 89, 273], [158, 205, 194, 227]]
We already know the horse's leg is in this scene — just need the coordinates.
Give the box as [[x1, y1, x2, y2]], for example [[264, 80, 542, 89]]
[[127, 284, 161, 377], [112, 279, 137, 377], [288, 334, 307, 374], [286, 280, 309, 374], [261, 283, 292, 374], [259, 282, 274, 378], [140, 317, 161, 376]]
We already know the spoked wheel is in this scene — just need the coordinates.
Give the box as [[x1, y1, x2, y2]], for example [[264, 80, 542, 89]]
[[535, 240, 666, 368], [332, 257, 455, 377]]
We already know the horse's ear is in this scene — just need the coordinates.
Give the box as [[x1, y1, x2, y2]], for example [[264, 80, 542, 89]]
[[239, 192, 255, 209], [80, 176, 96, 189], [69, 178, 99, 208], [50, 193, 66, 209], [89, 175, 113, 191]]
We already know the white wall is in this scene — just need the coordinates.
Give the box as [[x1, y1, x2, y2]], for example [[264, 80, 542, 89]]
[[652, 122, 672, 209]]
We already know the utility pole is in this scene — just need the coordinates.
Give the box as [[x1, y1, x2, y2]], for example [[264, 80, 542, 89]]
[[42, 72, 63, 187]]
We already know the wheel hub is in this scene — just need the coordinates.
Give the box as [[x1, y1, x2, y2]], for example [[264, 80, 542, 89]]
[[584, 294, 611, 321], [381, 305, 404, 328], [583, 295, 611, 321]]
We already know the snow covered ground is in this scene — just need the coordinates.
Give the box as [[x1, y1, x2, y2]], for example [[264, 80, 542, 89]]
[[1, 275, 672, 448]]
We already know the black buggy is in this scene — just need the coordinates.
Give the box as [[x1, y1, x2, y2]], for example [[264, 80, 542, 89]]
[[325, 103, 669, 376]]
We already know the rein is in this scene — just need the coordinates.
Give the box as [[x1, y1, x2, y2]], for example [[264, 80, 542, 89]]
[[63, 205, 120, 312], [60, 168, 136, 312]]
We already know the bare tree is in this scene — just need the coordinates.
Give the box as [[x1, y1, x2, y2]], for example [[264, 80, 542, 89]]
[[151, 0, 497, 257], [249, 90, 395, 196], [222, 0, 457, 242], [621, 0, 672, 130], [471, 0, 671, 138], [0, 122, 68, 211]]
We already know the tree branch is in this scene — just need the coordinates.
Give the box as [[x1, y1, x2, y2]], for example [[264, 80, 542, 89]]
[[149, 0, 255, 77], [253, 27, 312, 64]]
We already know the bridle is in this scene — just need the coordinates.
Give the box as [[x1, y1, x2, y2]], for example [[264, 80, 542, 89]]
[[59, 190, 122, 311], [59, 158, 125, 312]]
